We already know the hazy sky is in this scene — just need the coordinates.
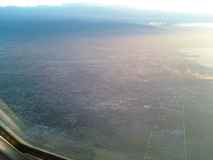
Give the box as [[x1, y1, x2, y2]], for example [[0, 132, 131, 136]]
[[1, 0, 213, 13]]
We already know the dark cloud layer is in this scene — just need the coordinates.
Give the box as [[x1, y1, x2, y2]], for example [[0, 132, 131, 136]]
[[1, 3, 213, 24]]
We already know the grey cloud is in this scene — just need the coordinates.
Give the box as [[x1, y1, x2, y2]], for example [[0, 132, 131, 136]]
[[1, 3, 213, 24]]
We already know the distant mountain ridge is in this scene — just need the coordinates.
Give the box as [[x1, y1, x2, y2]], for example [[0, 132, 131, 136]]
[[0, 20, 157, 36], [1, 3, 213, 24]]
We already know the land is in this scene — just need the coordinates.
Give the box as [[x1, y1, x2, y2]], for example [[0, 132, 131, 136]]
[[0, 21, 213, 159]]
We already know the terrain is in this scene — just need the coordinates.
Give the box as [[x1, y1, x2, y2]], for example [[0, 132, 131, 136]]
[[0, 20, 213, 159]]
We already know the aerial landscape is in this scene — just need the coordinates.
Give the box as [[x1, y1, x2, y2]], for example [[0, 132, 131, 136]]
[[1, 2, 213, 160]]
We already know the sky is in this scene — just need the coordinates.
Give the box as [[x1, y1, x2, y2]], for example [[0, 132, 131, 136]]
[[1, 0, 213, 26], [1, 0, 213, 13]]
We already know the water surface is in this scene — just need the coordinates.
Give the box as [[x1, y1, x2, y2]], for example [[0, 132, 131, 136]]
[[179, 48, 213, 68]]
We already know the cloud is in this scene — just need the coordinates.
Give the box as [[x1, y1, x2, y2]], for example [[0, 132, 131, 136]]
[[161, 65, 213, 79], [184, 69, 213, 79], [1, 5, 213, 24], [172, 23, 213, 28], [161, 65, 181, 76], [149, 22, 166, 26]]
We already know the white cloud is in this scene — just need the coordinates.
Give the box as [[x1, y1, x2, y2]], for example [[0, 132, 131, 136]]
[[172, 23, 213, 28], [149, 22, 166, 26]]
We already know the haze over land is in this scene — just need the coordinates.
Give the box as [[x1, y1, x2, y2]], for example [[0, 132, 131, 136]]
[[1, 4, 213, 160]]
